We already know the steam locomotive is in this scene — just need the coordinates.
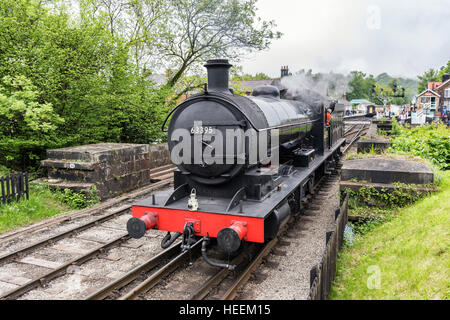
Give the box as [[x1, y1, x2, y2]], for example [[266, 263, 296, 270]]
[[127, 59, 345, 269]]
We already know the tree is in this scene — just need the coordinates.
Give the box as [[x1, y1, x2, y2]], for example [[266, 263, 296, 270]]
[[0, 75, 64, 137], [438, 60, 450, 80], [231, 65, 271, 81], [347, 71, 368, 100], [156, 0, 282, 87], [78, 0, 282, 89], [417, 68, 441, 93], [0, 0, 174, 170], [79, 0, 168, 69]]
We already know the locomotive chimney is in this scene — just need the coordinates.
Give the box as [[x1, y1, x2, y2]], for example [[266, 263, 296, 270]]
[[205, 59, 233, 94]]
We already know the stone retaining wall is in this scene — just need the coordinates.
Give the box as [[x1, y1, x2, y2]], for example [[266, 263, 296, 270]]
[[41, 143, 172, 200], [149, 144, 171, 168]]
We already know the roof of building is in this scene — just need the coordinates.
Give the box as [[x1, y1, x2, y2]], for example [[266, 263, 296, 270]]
[[417, 88, 440, 98], [436, 78, 450, 90], [349, 99, 374, 105], [428, 82, 442, 90]]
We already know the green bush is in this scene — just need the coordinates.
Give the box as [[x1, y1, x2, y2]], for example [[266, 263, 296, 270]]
[[389, 123, 450, 170], [344, 183, 429, 209], [54, 186, 100, 210], [390, 117, 401, 136], [0, 0, 174, 172]]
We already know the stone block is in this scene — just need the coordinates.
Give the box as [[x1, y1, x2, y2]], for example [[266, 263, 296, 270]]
[[341, 158, 434, 185], [357, 139, 392, 153], [42, 143, 153, 200]]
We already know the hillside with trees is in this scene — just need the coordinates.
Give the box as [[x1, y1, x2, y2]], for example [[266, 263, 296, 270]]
[[346, 71, 417, 105], [417, 60, 450, 93]]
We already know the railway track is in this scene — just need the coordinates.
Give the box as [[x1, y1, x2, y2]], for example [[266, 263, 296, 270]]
[[0, 175, 174, 300], [77, 130, 367, 301], [343, 123, 369, 153], [84, 164, 343, 301], [85, 241, 201, 300], [196, 171, 341, 301], [1, 127, 367, 300], [0, 174, 174, 246]]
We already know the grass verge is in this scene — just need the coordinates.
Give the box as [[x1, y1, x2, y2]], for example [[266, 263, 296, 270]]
[[0, 183, 73, 234], [330, 171, 450, 300]]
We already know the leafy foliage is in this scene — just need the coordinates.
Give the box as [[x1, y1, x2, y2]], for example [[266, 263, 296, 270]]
[[331, 171, 450, 300], [0, 182, 71, 234], [0, 0, 174, 171], [231, 65, 272, 81], [0, 182, 99, 233], [80, 0, 282, 88], [346, 71, 376, 101], [0, 0, 282, 172], [54, 186, 100, 209], [389, 124, 450, 170], [344, 184, 429, 209], [417, 68, 441, 93], [417, 60, 450, 93], [346, 71, 415, 105], [0, 75, 64, 135], [152, 0, 282, 86]]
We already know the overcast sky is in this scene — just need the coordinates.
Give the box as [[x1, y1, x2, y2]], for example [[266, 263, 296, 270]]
[[240, 0, 450, 79]]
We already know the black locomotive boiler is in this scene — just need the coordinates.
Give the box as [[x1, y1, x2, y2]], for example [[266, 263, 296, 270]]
[[127, 59, 345, 269]]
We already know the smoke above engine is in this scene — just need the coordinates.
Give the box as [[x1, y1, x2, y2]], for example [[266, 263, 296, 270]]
[[280, 71, 350, 104]]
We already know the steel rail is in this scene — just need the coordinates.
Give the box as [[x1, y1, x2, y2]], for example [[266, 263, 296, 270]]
[[0, 178, 172, 246], [0, 206, 130, 266], [187, 172, 333, 301], [187, 253, 247, 300], [88, 156, 337, 301], [0, 233, 130, 300], [344, 124, 358, 137], [342, 124, 368, 153], [0, 178, 174, 266], [119, 239, 204, 300], [85, 242, 183, 300], [220, 238, 278, 300], [202, 168, 338, 300]]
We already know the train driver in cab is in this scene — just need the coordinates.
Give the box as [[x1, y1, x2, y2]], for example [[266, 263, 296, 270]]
[[325, 108, 332, 126]]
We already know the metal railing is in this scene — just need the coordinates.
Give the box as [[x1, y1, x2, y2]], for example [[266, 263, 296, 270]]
[[0, 173, 29, 205]]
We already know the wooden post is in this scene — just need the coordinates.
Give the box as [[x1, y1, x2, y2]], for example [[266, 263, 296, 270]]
[[6, 175, 10, 203], [0, 176, 4, 204], [25, 172, 29, 200]]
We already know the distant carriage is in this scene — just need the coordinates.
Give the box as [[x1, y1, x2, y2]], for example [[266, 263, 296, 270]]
[[365, 105, 377, 118]]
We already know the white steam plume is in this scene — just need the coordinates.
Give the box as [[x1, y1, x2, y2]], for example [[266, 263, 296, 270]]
[[280, 71, 350, 100]]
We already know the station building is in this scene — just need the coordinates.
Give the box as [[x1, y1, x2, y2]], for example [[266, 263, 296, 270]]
[[415, 74, 450, 117]]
